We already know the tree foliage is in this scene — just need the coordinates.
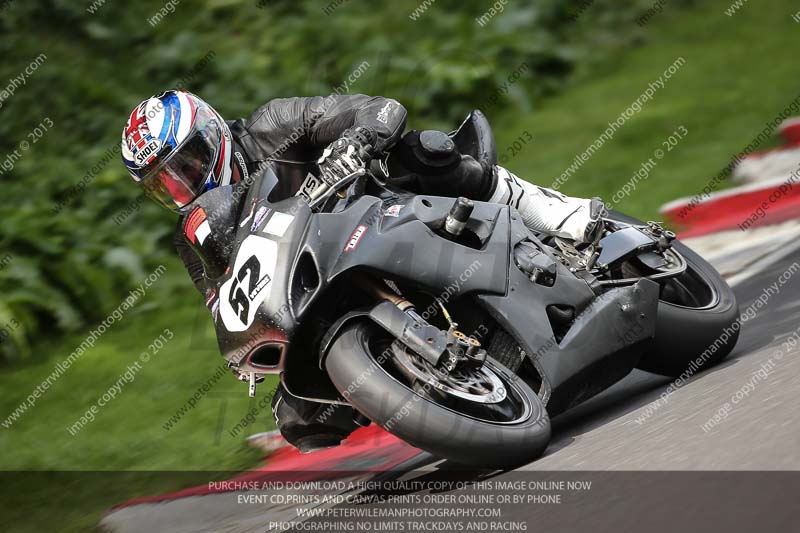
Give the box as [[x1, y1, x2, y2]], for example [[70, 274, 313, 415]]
[[0, 0, 667, 361]]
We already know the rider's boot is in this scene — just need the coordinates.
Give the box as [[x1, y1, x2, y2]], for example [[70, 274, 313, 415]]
[[271, 384, 360, 453], [487, 167, 607, 244]]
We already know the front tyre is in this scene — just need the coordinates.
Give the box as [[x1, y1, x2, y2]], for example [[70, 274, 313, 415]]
[[325, 322, 551, 470]]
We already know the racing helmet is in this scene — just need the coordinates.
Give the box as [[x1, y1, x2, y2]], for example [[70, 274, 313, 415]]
[[121, 90, 233, 211]]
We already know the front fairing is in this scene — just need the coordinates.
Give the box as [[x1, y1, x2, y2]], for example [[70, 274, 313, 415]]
[[205, 163, 519, 375]]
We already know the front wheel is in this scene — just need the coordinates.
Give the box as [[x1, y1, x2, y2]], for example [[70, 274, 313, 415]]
[[324, 322, 551, 470]]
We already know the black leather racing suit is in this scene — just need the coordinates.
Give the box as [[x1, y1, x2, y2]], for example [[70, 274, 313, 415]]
[[174, 94, 408, 294], [174, 95, 409, 451]]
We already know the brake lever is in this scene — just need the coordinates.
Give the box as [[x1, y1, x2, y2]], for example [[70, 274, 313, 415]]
[[307, 168, 367, 210], [302, 142, 377, 211]]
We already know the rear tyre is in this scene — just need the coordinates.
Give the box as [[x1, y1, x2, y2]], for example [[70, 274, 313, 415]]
[[325, 322, 551, 470], [610, 212, 740, 377]]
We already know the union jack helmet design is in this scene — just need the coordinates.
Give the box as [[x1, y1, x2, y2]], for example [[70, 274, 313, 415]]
[[121, 90, 233, 211]]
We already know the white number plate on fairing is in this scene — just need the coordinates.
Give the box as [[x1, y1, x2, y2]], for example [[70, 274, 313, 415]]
[[219, 235, 278, 332]]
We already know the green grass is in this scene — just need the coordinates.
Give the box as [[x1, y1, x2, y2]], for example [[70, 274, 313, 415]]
[[494, 0, 800, 221], [3, 0, 799, 530], [0, 258, 272, 471], [0, 258, 269, 531]]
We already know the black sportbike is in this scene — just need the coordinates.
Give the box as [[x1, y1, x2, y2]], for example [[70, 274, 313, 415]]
[[191, 111, 739, 469]]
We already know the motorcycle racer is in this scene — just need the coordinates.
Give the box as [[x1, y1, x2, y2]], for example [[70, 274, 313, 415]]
[[120, 89, 606, 452]]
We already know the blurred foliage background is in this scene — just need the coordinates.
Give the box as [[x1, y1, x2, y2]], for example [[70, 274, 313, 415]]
[[0, 0, 675, 360]]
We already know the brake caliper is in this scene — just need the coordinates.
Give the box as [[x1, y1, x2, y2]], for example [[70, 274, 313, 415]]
[[441, 328, 487, 373]]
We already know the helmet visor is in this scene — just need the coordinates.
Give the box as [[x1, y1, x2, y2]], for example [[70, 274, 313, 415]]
[[139, 106, 222, 210]]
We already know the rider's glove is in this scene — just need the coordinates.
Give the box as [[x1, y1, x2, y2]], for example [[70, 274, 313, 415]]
[[317, 126, 377, 187]]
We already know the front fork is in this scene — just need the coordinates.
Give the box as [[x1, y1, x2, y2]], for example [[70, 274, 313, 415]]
[[354, 277, 488, 373]]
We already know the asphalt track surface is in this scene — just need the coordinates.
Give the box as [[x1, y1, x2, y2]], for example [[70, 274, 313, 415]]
[[101, 248, 800, 532], [518, 249, 800, 471]]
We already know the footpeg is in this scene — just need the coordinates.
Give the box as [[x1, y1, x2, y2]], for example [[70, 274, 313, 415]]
[[584, 197, 608, 246]]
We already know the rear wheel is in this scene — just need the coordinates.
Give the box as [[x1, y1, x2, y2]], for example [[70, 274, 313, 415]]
[[610, 212, 740, 377], [325, 321, 551, 470]]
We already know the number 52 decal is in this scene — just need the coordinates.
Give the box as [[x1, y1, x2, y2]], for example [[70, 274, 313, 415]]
[[219, 235, 278, 332]]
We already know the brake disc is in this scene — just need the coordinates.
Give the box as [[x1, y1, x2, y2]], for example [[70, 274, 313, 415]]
[[390, 341, 507, 404]]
